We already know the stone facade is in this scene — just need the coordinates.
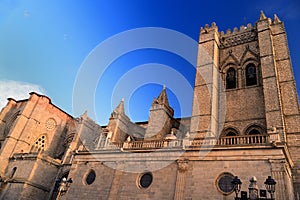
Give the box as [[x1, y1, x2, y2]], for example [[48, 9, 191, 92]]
[[0, 12, 299, 200]]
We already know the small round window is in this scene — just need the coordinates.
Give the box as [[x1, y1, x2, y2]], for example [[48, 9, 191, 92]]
[[139, 172, 153, 189], [216, 173, 234, 195], [85, 170, 96, 185]]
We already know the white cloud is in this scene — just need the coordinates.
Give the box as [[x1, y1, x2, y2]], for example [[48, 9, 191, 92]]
[[0, 80, 46, 109]]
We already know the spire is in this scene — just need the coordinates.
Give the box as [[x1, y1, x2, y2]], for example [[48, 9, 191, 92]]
[[114, 98, 125, 114], [273, 14, 282, 24], [80, 110, 88, 120], [157, 85, 169, 106], [259, 10, 267, 21]]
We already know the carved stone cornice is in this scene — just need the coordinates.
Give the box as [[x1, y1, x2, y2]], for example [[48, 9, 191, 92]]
[[220, 30, 257, 49]]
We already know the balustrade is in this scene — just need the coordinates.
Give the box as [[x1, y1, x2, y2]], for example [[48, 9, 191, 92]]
[[96, 134, 269, 151]]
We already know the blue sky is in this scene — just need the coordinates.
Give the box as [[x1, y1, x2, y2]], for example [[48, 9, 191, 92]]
[[0, 0, 299, 125]]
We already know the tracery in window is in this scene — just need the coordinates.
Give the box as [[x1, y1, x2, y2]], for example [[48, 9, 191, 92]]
[[31, 135, 46, 152], [226, 67, 237, 89], [216, 173, 235, 195], [245, 63, 257, 86]]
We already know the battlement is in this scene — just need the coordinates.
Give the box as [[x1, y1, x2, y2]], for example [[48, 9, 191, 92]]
[[200, 11, 283, 49]]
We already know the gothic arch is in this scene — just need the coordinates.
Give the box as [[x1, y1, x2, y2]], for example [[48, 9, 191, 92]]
[[221, 127, 240, 137], [220, 52, 240, 71], [243, 124, 265, 135], [240, 46, 259, 66]]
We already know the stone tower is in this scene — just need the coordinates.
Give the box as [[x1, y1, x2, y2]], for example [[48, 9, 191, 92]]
[[191, 11, 300, 199]]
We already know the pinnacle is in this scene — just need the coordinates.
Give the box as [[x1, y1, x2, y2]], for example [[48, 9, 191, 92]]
[[114, 99, 125, 114], [81, 110, 88, 119], [273, 14, 282, 23], [259, 10, 267, 21], [157, 86, 169, 106]]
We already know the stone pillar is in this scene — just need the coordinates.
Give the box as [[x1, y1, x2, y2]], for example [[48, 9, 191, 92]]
[[248, 176, 259, 200], [269, 159, 293, 200], [108, 161, 124, 200], [174, 159, 188, 200]]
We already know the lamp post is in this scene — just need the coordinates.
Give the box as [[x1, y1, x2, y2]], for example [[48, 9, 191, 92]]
[[264, 176, 276, 200], [55, 177, 73, 200], [231, 176, 242, 199], [231, 176, 276, 200]]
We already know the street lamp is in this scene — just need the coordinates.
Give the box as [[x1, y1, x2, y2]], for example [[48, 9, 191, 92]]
[[264, 176, 276, 200], [231, 176, 276, 200], [231, 176, 242, 199], [55, 177, 73, 200]]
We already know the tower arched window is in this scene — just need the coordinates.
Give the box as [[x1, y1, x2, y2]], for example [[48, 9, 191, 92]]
[[245, 63, 257, 86], [248, 129, 261, 135], [222, 128, 239, 137], [226, 67, 236, 89]]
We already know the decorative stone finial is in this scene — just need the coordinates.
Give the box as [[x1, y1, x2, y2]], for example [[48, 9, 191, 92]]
[[240, 25, 246, 31], [273, 14, 282, 24], [114, 99, 125, 114], [259, 10, 267, 20], [157, 86, 169, 106], [81, 110, 88, 119]]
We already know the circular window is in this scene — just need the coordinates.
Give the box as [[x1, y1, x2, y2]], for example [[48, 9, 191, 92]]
[[216, 173, 234, 195], [85, 170, 96, 185], [45, 118, 56, 131], [139, 172, 153, 189]]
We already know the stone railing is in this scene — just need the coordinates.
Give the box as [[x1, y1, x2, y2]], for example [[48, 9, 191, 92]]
[[122, 139, 182, 150], [103, 142, 124, 150], [96, 134, 271, 151], [216, 134, 269, 146]]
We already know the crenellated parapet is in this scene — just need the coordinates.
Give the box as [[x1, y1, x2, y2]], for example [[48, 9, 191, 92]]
[[200, 11, 284, 50], [219, 23, 257, 49]]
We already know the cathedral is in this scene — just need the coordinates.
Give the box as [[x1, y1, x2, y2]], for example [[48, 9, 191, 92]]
[[0, 12, 299, 200]]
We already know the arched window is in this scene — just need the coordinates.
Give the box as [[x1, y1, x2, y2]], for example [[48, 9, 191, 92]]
[[226, 67, 236, 89], [245, 125, 264, 135], [222, 128, 239, 137], [225, 131, 237, 136], [245, 64, 257, 86], [248, 129, 261, 135], [31, 135, 46, 152]]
